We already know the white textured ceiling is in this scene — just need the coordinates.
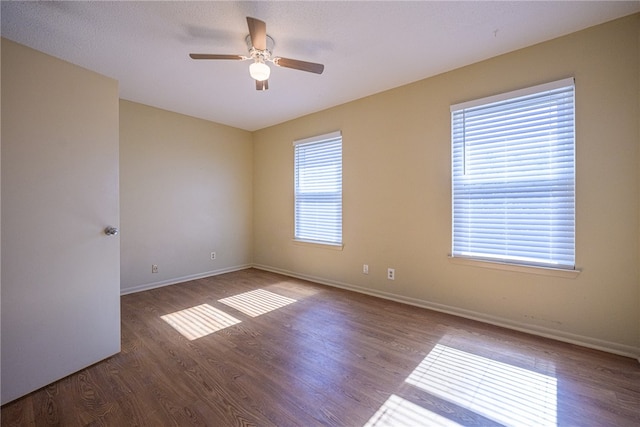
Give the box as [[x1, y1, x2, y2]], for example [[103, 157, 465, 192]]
[[2, 1, 639, 131]]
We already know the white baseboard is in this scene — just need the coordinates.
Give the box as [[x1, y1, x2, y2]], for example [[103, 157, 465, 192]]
[[120, 264, 252, 296], [253, 264, 640, 361]]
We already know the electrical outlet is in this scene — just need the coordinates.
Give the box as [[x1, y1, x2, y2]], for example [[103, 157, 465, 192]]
[[152, 264, 158, 273], [363, 264, 369, 274], [211, 252, 216, 260], [387, 268, 395, 280]]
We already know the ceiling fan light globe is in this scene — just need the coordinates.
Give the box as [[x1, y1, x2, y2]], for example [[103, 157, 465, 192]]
[[249, 62, 270, 81]]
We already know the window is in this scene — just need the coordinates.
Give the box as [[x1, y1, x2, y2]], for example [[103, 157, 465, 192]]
[[451, 78, 575, 269], [294, 131, 342, 246]]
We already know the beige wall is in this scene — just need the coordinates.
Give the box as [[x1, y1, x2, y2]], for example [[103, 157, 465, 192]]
[[253, 15, 640, 356], [119, 100, 253, 294]]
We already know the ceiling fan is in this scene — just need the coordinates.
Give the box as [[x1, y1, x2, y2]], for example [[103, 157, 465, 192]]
[[190, 17, 324, 91]]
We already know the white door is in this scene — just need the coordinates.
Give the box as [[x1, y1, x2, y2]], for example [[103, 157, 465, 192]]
[[1, 39, 121, 404]]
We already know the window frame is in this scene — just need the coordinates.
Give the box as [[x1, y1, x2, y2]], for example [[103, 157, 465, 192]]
[[293, 131, 343, 248], [450, 78, 576, 272]]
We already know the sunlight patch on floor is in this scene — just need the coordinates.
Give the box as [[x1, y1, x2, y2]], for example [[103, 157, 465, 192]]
[[161, 303, 241, 340], [218, 288, 297, 317], [406, 344, 557, 426], [364, 394, 463, 427]]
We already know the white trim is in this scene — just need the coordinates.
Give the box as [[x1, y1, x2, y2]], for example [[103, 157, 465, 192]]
[[293, 130, 341, 146], [252, 264, 639, 360], [119, 264, 252, 296], [292, 239, 344, 250], [450, 77, 575, 112], [448, 256, 581, 279]]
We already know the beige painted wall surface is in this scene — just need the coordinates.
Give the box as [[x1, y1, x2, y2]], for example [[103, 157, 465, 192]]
[[253, 15, 640, 356], [1, 39, 121, 404], [119, 100, 253, 293]]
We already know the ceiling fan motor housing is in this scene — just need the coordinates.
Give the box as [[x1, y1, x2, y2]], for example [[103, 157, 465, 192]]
[[246, 34, 275, 60]]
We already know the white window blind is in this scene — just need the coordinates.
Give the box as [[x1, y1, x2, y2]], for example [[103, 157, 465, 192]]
[[294, 131, 342, 245], [451, 78, 575, 269]]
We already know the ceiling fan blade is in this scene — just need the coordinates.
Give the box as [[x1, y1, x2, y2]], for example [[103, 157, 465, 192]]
[[189, 54, 245, 60], [246, 17, 267, 50], [273, 57, 324, 74], [256, 79, 269, 91]]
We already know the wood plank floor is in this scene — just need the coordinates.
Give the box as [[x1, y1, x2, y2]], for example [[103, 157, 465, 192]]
[[2, 268, 639, 426]]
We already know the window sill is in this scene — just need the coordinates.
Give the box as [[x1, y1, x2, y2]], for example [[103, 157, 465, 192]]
[[292, 239, 344, 251], [448, 256, 581, 279]]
